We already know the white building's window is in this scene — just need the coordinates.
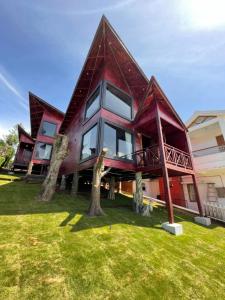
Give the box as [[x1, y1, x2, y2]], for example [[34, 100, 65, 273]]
[[187, 184, 196, 202]]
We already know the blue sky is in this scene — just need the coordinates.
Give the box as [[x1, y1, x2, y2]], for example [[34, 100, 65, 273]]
[[0, 0, 225, 137]]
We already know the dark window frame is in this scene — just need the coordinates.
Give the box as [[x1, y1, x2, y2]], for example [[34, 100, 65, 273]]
[[101, 118, 135, 162], [34, 142, 53, 161], [80, 122, 100, 163], [39, 120, 57, 138], [102, 81, 134, 121], [84, 83, 102, 122]]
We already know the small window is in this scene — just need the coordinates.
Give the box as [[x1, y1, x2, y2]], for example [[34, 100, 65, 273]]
[[103, 123, 133, 160], [40, 121, 57, 137], [187, 184, 196, 202], [35, 142, 52, 160], [85, 89, 100, 119], [81, 125, 98, 160], [216, 187, 225, 198], [216, 135, 225, 146], [105, 85, 132, 119]]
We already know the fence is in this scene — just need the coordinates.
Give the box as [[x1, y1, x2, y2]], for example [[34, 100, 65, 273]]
[[204, 202, 225, 222]]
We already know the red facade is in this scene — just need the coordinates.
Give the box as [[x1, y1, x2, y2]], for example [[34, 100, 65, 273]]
[[13, 125, 34, 170], [23, 93, 64, 174], [59, 17, 204, 222], [16, 16, 203, 223]]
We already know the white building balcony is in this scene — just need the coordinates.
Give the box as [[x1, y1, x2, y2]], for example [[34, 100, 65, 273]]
[[193, 145, 225, 172]]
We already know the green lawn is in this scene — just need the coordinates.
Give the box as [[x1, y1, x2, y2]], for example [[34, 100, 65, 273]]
[[0, 176, 225, 300]]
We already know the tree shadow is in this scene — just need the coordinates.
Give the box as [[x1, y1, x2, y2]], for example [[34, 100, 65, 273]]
[[0, 180, 222, 234]]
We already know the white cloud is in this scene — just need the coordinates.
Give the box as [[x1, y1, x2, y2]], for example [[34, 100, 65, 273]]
[[0, 71, 28, 111], [23, 0, 136, 16]]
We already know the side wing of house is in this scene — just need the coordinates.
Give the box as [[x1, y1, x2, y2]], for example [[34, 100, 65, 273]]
[[13, 125, 35, 170], [29, 93, 64, 174]]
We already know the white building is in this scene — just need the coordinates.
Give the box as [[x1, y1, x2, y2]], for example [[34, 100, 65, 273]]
[[182, 111, 225, 214]]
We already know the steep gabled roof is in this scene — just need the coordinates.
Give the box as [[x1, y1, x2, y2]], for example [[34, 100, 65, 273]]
[[18, 124, 34, 144], [60, 16, 149, 133], [29, 92, 64, 138], [135, 76, 186, 130], [186, 110, 225, 128]]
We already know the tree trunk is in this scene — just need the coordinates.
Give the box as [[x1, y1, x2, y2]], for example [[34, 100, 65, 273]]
[[26, 161, 33, 175], [38, 134, 68, 202], [108, 176, 115, 200], [89, 164, 104, 216], [134, 172, 143, 213], [88, 148, 111, 216]]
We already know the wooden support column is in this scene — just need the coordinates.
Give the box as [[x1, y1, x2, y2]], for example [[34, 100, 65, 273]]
[[60, 175, 66, 191], [155, 102, 174, 224], [108, 176, 115, 200], [71, 171, 79, 196], [118, 181, 122, 193], [185, 131, 204, 216], [192, 174, 204, 216]]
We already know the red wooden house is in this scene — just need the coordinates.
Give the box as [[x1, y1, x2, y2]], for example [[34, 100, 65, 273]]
[[28, 92, 64, 174], [13, 125, 34, 171], [59, 16, 203, 223]]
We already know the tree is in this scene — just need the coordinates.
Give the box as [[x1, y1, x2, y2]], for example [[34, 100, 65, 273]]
[[38, 134, 69, 202], [88, 148, 111, 216], [0, 124, 19, 168]]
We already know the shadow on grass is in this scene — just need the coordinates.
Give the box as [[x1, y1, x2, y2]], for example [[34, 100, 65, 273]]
[[0, 180, 221, 233]]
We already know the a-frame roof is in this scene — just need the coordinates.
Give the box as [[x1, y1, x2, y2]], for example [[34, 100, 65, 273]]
[[18, 124, 34, 144], [29, 92, 64, 138], [134, 76, 186, 130], [60, 15, 149, 133], [186, 110, 225, 128]]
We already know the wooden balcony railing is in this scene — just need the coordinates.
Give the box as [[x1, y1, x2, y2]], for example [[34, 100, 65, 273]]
[[164, 143, 193, 169], [133, 144, 161, 168], [132, 143, 193, 170]]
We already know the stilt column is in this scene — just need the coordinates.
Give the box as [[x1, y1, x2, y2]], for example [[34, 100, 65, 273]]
[[192, 174, 204, 216], [71, 171, 79, 196], [155, 101, 174, 224], [60, 175, 66, 191]]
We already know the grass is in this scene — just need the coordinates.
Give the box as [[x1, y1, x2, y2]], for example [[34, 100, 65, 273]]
[[0, 175, 225, 300]]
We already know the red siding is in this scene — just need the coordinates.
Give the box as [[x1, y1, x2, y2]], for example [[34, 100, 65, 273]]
[[159, 177, 186, 207], [32, 111, 64, 165]]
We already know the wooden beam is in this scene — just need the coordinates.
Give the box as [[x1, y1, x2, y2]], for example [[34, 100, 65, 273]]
[[155, 101, 174, 224], [192, 174, 204, 216], [185, 131, 204, 216]]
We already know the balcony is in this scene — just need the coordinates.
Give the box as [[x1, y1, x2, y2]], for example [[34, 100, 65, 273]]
[[193, 145, 225, 157], [13, 159, 30, 167], [192, 145, 225, 172], [131, 143, 193, 171]]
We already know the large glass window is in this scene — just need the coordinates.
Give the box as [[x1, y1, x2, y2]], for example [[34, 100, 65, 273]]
[[103, 123, 133, 160], [81, 125, 98, 160], [35, 142, 52, 160], [40, 121, 57, 137], [85, 89, 100, 119], [105, 85, 132, 119]]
